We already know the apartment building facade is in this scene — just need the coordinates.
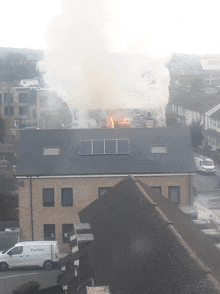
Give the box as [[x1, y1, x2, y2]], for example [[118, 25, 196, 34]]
[[16, 127, 195, 252], [0, 85, 49, 130]]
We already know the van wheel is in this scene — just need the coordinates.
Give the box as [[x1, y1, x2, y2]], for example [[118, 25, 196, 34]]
[[0, 262, 8, 271], [43, 260, 53, 270]]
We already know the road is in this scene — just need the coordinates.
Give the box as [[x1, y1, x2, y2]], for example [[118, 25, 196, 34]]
[[193, 169, 220, 218], [0, 267, 60, 294]]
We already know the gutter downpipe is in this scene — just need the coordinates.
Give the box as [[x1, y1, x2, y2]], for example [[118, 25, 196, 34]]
[[189, 173, 191, 205], [30, 176, 34, 240]]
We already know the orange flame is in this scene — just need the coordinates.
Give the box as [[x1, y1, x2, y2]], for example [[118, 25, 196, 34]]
[[117, 117, 129, 125], [122, 117, 129, 125], [108, 115, 130, 128], [109, 115, 114, 128]]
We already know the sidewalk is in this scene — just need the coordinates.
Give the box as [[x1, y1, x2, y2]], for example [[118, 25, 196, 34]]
[[194, 201, 220, 224]]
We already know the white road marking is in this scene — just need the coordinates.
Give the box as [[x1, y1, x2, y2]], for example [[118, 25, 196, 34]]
[[0, 272, 37, 279]]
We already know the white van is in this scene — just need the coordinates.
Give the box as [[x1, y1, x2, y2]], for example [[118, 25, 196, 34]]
[[0, 241, 59, 271], [195, 156, 215, 174]]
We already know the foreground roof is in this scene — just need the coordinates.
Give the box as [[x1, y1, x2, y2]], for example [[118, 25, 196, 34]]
[[78, 176, 220, 294], [16, 127, 195, 176]]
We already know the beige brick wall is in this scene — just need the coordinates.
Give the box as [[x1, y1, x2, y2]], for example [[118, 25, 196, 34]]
[[137, 174, 193, 206], [18, 174, 192, 252]]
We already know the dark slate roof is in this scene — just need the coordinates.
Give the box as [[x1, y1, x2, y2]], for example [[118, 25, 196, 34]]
[[78, 176, 220, 294], [169, 92, 220, 114], [209, 108, 220, 120], [168, 59, 204, 76], [167, 54, 220, 76], [16, 127, 195, 176]]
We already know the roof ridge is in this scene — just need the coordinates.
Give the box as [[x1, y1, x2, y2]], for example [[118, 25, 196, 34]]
[[133, 176, 220, 293]]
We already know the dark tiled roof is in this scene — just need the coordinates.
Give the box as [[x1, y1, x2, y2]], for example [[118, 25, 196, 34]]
[[137, 180, 220, 280], [78, 177, 220, 294], [209, 108, 220, 120], [168, 60, 204, 76], [169, 92, 220, 114], [167, 54, 220, 76], [16, 127, 195, 176]]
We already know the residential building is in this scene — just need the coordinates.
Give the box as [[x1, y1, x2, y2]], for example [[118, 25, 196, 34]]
[[16, 127, 195, 252], [59, 176, 220, 294], [167, 102, 220, 149], [0, 87, 39, 129], [0, 83, 72, 144], [167, 54, 220, 92], [166, 54, 220, 149]]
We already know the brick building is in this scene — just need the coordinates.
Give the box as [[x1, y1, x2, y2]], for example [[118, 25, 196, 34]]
[[16, 127, 195, 252]]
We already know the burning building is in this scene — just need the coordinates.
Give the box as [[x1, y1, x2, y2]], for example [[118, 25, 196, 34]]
[[39, 0, 170, 129]]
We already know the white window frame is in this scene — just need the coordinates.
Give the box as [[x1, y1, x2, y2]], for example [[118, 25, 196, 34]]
[[43, 147, 60, 156], [79, 139, 130, 155], [151, 145, 167, 154]]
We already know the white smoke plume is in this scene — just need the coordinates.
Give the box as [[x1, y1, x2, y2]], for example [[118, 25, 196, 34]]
[[39, 0, 170, 127]]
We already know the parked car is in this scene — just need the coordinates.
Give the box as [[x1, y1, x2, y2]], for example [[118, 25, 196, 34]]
[[194, 156, 215, 175], [0, 241, 59, 271]]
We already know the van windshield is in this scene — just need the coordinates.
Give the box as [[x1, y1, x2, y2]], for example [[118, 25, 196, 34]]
[[2, 246, 13, 254], [202, 160, 214, 166]]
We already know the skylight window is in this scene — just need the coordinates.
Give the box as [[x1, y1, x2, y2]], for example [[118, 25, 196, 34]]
[[105, 140, 116, 154], [151, 145, 167, 154], [80, 140, 92, 155], [93, 140, 104, 154], [79, 139, 130, 155], [43, 147, 60, 156]]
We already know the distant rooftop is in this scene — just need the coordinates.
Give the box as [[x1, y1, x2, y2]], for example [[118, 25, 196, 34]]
[[201, 59, 220, 71], [167, 54, 220, 76]]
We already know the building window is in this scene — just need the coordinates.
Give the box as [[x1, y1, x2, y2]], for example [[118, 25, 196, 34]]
[[98, 187, 112, 197], [169, 186, 180, 204], [151, 145, 167, 154], [19, 93, 29, 103], [4, 106, 14, 116], [4, 93, 13, 103], [93, 140, 104, 154], [43, 147, 60, 156], [43, 188, 54, 207], [62, 224, 73, 243], [105, 139, 116, 154], [151, 186, 162, 194], [19, 106, 29, 115], [61, 188, 73, 206], [44, 224, 55, 240]]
